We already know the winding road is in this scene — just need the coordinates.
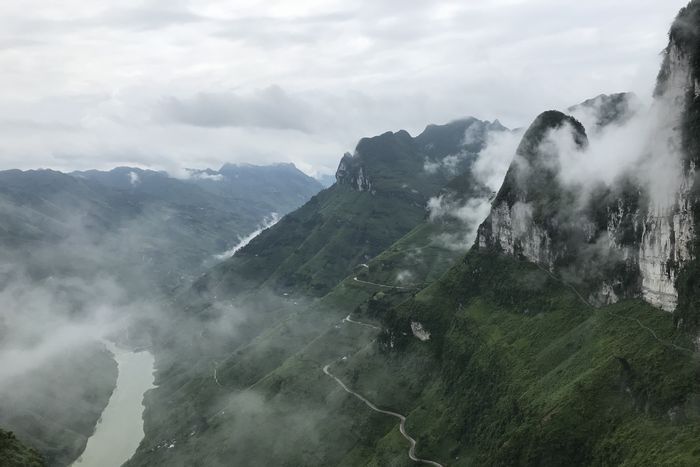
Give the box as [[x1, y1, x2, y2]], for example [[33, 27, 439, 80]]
[[325, 314, 443, 466], [323, 364, 443, 467]]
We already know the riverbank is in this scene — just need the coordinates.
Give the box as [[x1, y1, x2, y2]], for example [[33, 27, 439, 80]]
[[73, 343, 155, 467]]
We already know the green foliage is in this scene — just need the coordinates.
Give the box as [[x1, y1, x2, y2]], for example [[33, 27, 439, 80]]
[[0, 430, 43, 467], [365, 251, 700, 466], [205, 120, 494, 298]]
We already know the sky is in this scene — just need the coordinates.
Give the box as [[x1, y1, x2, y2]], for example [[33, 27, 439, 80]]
[[0, 0, 690, 177]]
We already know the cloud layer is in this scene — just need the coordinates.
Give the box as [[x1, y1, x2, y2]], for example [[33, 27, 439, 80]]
[[0, 0, 689, 176]]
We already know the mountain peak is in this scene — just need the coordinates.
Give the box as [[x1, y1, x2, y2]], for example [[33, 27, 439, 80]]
[[514, 110, 587, 163], [567, 92, 639, 129]]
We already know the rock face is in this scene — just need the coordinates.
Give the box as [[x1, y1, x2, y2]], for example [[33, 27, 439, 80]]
[[477, 111, 589, 270], [410, 321, 431, 341], [636, 33, 698, 312], [477, 8, 700, 317], [478, 201, 554, 267], [335, 152, 373, 192]]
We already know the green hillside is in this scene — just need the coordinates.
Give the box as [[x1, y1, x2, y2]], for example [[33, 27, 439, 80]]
[[199, 119, 500, 298]]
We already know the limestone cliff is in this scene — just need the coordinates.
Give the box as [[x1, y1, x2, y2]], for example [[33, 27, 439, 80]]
[[477, 6, 700, 319], [477, 111, 589, 269], [335, 152, 373, 192]]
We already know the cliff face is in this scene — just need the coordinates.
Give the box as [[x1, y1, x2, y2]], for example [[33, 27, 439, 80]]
[[335, 152, 373, 192], [631, 0, 700, 314], [477, 5, 700, 318], [335, 119, 506, 196], [477, 111, 589, 269]]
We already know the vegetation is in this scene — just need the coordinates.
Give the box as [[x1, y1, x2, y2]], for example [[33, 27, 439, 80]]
[[202, 119, 497, 298], [0, 430, 44, 467], [370, 250, 700, 465], [124, 75, 700, 464]]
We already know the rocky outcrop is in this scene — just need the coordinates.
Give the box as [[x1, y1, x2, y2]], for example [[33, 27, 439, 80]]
[[410, 321, 431, 341], [477, 111, 588, 269], [477, 202, 554, 267], [335, 152, 373, 192]]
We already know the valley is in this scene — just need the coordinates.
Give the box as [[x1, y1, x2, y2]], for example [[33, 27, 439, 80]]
[[3, 2, 700, 466]]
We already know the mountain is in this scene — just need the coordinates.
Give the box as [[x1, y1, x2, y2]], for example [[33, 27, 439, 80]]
[[122, 3, 700, 466], [121, 118, 507, 466], [348, 5, 700, 463], [186, 162, 323, 214], [0, 164, 322, 289], [567, 92, 640, 130], [196, 118, 504, 298]]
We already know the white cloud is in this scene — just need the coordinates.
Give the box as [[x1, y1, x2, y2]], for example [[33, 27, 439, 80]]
[[128, 170, 140, 185], [0, 0, 689, 173]]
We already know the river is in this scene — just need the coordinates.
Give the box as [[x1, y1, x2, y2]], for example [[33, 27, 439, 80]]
[[72, 342, 155, 467]]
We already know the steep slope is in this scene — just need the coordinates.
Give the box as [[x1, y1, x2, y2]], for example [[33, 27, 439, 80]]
[[199, 118, 504, 297], [356, 252, 700, 466], [125, 97, 658, 466]]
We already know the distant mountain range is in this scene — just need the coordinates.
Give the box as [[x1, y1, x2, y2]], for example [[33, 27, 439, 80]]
[[0, 163, 322, 290]]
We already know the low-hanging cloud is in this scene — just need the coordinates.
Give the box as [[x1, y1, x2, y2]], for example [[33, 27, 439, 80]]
[[542, 87, 687, 209], [424, 125, 523, 251], [472, 128, 525, 193]]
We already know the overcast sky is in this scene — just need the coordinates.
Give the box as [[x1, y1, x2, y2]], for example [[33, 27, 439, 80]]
[[0, 0, 689, 177]]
